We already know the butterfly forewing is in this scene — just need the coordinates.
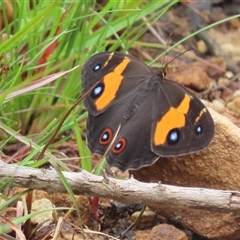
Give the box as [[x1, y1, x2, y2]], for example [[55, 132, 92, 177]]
[[82, 52, 153, 116], [151, 79, 214, 156]]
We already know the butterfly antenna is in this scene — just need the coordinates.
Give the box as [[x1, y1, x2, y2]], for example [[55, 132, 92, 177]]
[[162, 33, 172, 66], [163, 48, 193, 77], [161, 33, 172, 77]]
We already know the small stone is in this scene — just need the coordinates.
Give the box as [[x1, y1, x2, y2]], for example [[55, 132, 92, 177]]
[[218, 77, 229, 87], [224, 71, 234, 79], [233, 90, 240, 98], [130, 210, 157, 229], [197, 40, 207, 54], [150, 224, 187, 240], [168, 64, 211, 91], [227, 97, 240, 115], [32, 198, 53, 226], [221, 88, 233, 102], [222, 43, 235, 56], [207, 57, 226, 78], [134, 230, 151, 240], [211, 99, 225, 112], [229, 18, 240, 29]]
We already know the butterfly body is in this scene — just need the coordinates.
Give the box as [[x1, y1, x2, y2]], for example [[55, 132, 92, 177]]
[[82, 52, 215, 171]]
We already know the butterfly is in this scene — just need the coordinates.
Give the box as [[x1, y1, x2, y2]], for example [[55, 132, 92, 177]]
[[81, 51, 215, 172]]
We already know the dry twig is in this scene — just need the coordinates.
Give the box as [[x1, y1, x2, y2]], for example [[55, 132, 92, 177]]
[[1, 160, 240, 213]]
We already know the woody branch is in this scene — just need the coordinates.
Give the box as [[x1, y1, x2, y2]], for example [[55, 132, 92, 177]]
[[0, 160, 240, 213]]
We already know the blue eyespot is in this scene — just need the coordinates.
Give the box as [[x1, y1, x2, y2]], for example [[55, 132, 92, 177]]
[[196, 125, 202, 134], [93, 86, 102, 95], [115, 142, 122, 150], [167, 128, 180, 145], [102, 133, 108, 141], [93, 64, 101, 71], [99, 128, 113, 145], [112, 138, 127, 154], [91, 83, 104, 99]]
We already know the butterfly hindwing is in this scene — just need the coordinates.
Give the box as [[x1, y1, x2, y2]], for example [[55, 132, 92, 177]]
[[105, 91, 158, 171]]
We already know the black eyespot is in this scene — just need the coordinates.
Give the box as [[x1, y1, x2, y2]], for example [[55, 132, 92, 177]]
[[99, 128, 113, 145], [91, 83, 104, 99], [112, 138, 127, 154], [196, 125, 202, 134], [93, 63, 101, 71], [167, 128, 180, 145]]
